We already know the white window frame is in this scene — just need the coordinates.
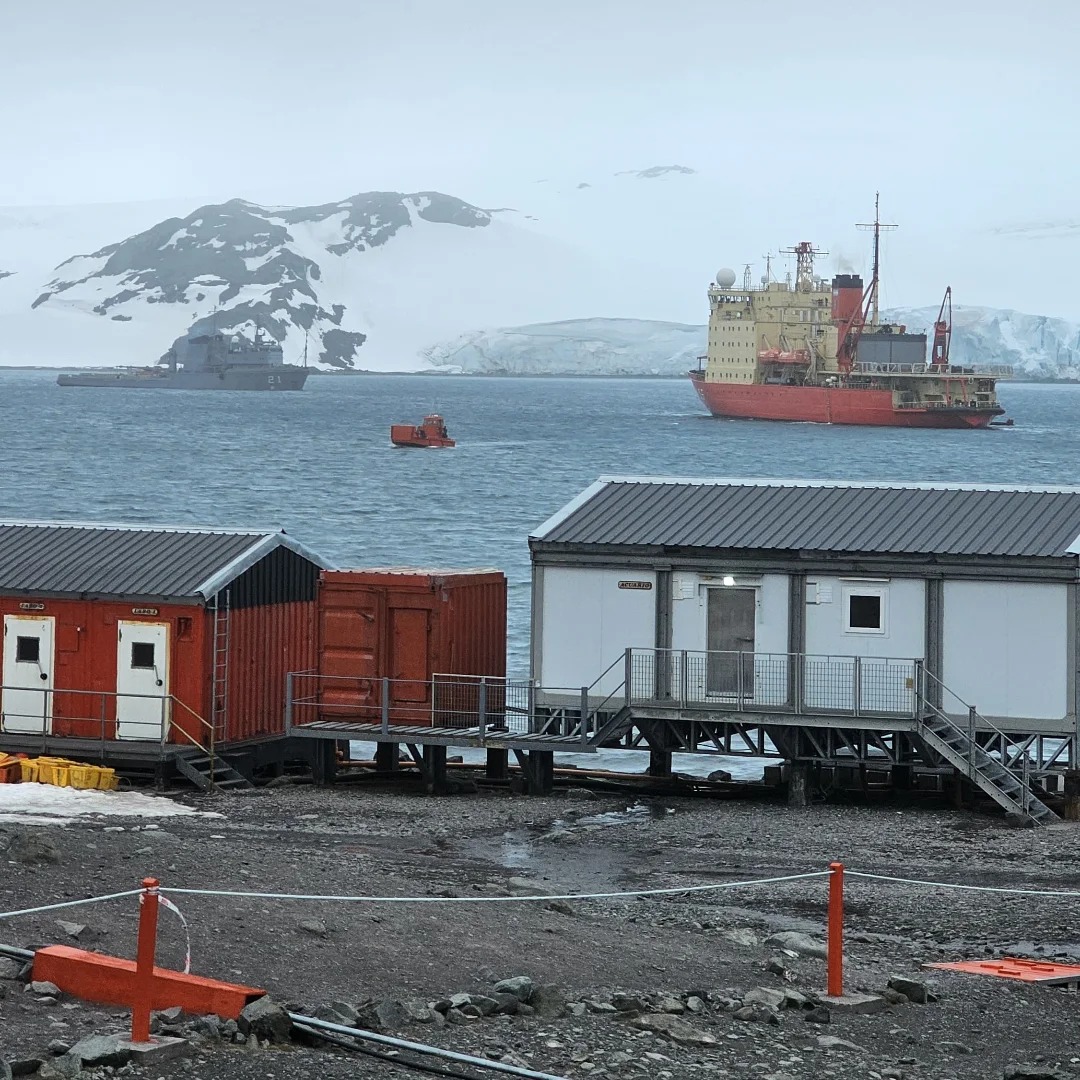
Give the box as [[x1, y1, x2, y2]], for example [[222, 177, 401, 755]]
[[843, 585, 887, 636]]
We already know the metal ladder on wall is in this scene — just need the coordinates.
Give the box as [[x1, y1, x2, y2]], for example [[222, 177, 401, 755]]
[[210, 588, 231, 743]]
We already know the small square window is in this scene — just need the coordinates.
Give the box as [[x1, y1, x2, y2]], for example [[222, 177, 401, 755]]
[[848, 594, 881, 629], [844, 587, 887, 634], [16, 636, 40, 664], [131, 642, 156, 669]]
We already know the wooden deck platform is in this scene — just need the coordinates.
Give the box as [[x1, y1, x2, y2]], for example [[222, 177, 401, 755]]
[[288, 720, 596, 752]]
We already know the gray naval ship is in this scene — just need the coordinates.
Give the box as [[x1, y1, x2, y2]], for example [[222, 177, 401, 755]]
[[57, 328, 309, 391]]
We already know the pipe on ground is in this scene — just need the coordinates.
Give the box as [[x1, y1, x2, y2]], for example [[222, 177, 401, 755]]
[[288, 1012, 570, 1080]]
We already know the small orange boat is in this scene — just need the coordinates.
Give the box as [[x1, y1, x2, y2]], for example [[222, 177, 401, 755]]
[[390, 413, 456, 448]]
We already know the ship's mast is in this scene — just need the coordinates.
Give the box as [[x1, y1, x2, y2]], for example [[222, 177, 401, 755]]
[[762, 253, 773, 283], [856, 192, 897, 327], [742, 263, 752, 291], [780, 242, 828, 292]]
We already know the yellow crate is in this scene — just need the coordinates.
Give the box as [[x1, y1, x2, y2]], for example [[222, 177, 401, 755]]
[[69, 765, 101, 790], [96, 768, 117, 792], [39, 760, 72, 787], [19, 759, 40, 783]]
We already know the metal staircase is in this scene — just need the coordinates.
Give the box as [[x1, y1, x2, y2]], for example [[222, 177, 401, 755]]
[[917, 704, 1057, 825], [175, 752, 252, 792]]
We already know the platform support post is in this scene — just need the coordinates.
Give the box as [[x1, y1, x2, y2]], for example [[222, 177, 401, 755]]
[[312, 740, 337, 787], [526, 750, 554, 796], [424, 745, 448, 794], [375, 741, 399, 773], [131, 878, 160, 1044], [788, 761, 810, 808], [486, 748, 509, 780], [649, 750, 673, 778], [827, 862, 844, 998], [1065, 770, 1080, 822]]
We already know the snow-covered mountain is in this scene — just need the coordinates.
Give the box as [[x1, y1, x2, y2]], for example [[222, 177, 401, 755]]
[[1, 190, 617, 370], [2, 165, 1080, 374], [425, 307, 1080, 381]]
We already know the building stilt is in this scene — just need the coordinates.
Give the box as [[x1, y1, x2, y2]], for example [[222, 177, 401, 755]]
[[649, 749, 673, 778], [1064, 771, 1080, 822], [788, 761, 810, 809], [486, 748, 509, 780], [375, 741, 399, 773], [312, 741, 337, 787]]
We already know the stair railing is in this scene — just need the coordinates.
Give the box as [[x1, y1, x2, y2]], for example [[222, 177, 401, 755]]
[[916, 666, 1045, 814], [160, 695, 217, 788]]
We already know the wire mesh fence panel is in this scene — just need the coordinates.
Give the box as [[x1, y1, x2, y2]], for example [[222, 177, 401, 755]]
[[799, 655, 855, 712], [431, 676, 531, 733], [858, 659, 917, 715]]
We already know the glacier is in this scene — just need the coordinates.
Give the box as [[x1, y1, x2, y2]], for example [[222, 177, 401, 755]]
[[425, 308, 1080, 381]]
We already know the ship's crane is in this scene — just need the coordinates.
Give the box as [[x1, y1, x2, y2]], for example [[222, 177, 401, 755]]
[[930, 286, 952, 369]]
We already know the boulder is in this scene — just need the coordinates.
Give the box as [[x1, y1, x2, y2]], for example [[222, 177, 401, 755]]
[[733, 1004, 780, 1025], [467, 995, 501, 1017], [803, 1006, 831, 1024], [723, 928, 759, 947], [356, 999, 408, 1033], [707, 770, 733, 782], [493, 976, 535, 1001], [238, 995, 293, 1044], [0, 958, 22, 981], [816, 1035, 862, 1052], [402, 1000, 443, 1025], [631, 1014, 718, 1046], [887, 977, 937, 1004], [529, 985, 568, 1019], [652, 994, 685, 1014], [38, 1056, 81, 1080], [743, 987, 787, 1009], [9, 1060, 45, 1079], [297, 919, 329, 938], [315, 1001, 359, 1027], [67, 1035, 132, 1068], [611, 992, 648, 1013], [763, 932, 828, 959], [490, 993, 522, 1015], [7, 834, 60, 865], [55, 922, 87, 940]]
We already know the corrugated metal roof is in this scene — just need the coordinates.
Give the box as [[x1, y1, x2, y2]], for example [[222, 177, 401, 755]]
[[531, 478, 1080, 558], [0, 522, 329, 600]]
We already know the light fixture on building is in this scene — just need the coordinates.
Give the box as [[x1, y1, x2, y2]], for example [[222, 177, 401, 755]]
[[722, 575, 736, 586]]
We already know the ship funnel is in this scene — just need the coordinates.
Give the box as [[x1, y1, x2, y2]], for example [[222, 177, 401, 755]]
[[831, 273, 863, 324]]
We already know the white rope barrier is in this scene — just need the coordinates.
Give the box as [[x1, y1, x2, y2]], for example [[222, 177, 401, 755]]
[[846, 870, 1080, 897], [160, 870, 831, 904], [0, 889, 144, 921]]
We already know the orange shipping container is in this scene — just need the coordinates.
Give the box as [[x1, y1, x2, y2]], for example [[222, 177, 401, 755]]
[[318, 568, 507, 726]]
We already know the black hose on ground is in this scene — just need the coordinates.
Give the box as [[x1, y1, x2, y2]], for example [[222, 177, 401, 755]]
[[291, 1020, 482, 1080]]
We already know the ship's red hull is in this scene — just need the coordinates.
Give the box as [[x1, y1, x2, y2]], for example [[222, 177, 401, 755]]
[[689, 374, 1000, 429]]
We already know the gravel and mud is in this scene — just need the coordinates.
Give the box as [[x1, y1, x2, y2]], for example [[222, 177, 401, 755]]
[[3, 780, 1080, 1080]]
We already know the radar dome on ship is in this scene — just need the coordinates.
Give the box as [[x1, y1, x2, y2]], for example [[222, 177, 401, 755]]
[[715, 268, 737, 287]]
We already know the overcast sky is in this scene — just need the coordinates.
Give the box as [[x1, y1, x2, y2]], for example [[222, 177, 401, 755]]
[[2, 1, 1076, 209], [3, 1, 1078, 314]]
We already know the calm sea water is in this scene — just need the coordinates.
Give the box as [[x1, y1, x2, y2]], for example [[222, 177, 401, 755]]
[[2, 372, 1077, 777]]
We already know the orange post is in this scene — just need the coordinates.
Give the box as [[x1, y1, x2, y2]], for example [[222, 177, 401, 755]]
[[827, 861, 844, 997], [131, 878, 160, 1043]]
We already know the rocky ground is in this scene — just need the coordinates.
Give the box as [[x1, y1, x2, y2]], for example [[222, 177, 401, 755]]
[[2, 779, 1080, 1080]]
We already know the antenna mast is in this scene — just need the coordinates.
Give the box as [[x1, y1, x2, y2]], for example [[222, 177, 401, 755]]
[[762, 253, 773, 283], [779, 242, 828, 292], [856, 192, 897, 326], [743, 263, 752, 291]]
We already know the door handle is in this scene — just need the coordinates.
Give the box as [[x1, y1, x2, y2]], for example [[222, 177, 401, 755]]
[[40, 673, 48, 681]]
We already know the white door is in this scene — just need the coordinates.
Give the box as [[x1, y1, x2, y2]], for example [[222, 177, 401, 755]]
[[116, 622, 169, 741], [2, 616, 56, 733]]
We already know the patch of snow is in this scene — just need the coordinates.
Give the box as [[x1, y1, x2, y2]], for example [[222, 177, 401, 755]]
[[0, 784, 222, 825]]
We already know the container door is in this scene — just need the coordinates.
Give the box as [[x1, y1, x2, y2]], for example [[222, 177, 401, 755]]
[[389, 608, 430, 705], [116, 621, 169, 740], [705, 588, 756, 698], [1, 616, 55, 733]]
